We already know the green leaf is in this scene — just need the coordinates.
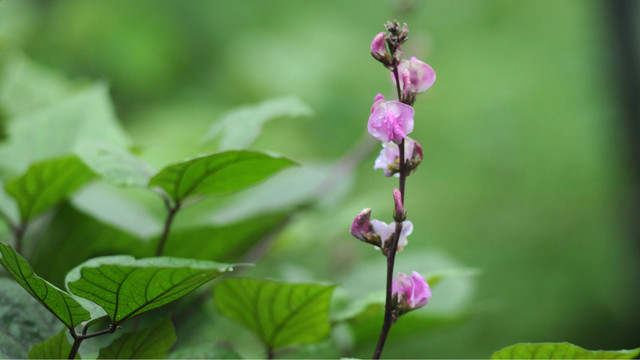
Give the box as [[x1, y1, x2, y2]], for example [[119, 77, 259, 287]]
[[0, 54, 71, 117], [0, 242, 91, 329], [97, 317, 176, 359], [28, 328, 75, 359], [214, 278, 335, 350], [148, 150, 297, 203], [66, 255, 235, 324], [159, 212, 290, 262], [201, 96, 312, 150], [491, 343, 640, 359], [0, 278, 59, 359], [29, 203, 150, 288], [0, 84, 131, 178], [76, 142, 155, 188], [4, 155, 96, 222], [168, 344, 242, 359]]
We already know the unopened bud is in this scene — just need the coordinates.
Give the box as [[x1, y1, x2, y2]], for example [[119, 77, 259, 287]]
[[393, 188, 406, 222]]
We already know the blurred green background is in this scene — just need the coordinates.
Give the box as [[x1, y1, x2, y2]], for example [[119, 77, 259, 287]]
[[1, 0, 639, 358]]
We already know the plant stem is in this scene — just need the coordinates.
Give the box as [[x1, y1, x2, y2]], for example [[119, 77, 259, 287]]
[[68, 336, 82, 359], [155, 200, 181, 257], [68, 322, 118, 359], [373, 138, 407, 359], [13, 222, 26, 255], [267, 347, 275, 359]]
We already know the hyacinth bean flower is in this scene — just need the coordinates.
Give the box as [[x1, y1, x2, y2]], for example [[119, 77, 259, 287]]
[[370, 219, 413, 252], [350, 208, 382, 247], [392, 57, 436, 95], [368, 94, 415, 144], [392, 271, 431, 315], [370, 32, 387, 58], [374, 137, 423, 177]]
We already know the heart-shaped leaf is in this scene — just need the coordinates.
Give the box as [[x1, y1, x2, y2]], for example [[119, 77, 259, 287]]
[[97, 317, 176, 359], [28, 328, 75, 359], [491, 343, 640, 359], [214, 278, 335, 350], [66, 255, 235, 324], [148, 150, 296, 203], [4, 155, 96, 222], [0, 242, 90, 329]]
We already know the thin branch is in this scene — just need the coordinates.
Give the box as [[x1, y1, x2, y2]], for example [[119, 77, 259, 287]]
[[155, 200, 181, 257], [373, 138, 407, 359]]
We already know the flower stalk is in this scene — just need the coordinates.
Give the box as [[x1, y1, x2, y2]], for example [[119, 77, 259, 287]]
[[351, 20, 435, 359]]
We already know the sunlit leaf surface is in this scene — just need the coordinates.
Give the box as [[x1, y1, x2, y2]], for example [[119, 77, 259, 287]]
[[148, 150, 297, 202], [491, 343, 640, 359]]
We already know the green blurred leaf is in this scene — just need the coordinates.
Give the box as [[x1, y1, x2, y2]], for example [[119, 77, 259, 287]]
[[97, 317, 176, 359], [491, 343, 640, 359], [0, 242, 90, 329], [148, 150, 297, 202], [4, 155, 96, 222], [168, 344, 243, 359], [0, 54, 71, 117], [0, 84, 131, 178], [76, 142, 155, 188], [202, 96, 312, 150], [29, 203, 150, 288], [331, 267, 477, 324], [66, 255, 235, 324], [28, 328, 75, 359], [160, 212, 289, 262], [0, 277, 59, 359], [0, 179, 19, 226], [214, 278, 335, 350]]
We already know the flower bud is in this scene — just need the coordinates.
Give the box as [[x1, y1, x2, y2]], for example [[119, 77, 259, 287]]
[[370, 32, 392, 66], [350, 208, 382, 247], [393, 188, 406, 222], [392, 271, 431, 316]]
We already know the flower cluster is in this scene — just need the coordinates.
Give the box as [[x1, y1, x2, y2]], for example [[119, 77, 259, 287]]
[[350, 21, 436, 324]]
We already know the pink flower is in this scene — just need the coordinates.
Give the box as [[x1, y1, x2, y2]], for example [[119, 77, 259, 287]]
[[370, 32, 387, 58], [368, 95, 414, 144], [350, 208, 373, 240], [374, 138, 423, 177], [370, 93, 386, 114], [392, 271, 431, 313], [370, 219, 413, 251], [350, 208, 381, 247], [393, 57, 436, 95]]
